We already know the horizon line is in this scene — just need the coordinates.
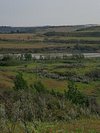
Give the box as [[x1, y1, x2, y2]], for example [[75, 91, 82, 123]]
[[0, 24, 99, 28]]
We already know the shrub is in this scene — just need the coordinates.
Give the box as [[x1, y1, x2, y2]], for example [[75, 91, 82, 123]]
[[33, 81, 46, 93], [14, 73, 28, 90], [66, 81, 89, 107]]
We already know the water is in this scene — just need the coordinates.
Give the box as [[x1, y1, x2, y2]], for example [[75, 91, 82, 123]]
[[0, 53, 100, 59]]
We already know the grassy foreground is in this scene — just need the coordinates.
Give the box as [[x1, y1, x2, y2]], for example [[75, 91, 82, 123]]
[[1, 118, 100, 133]]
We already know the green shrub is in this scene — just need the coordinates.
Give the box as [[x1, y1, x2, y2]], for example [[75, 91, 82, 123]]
[[14, 72, 28, 90], [33, 81, 46, 93], [65, 81, 89, 107]]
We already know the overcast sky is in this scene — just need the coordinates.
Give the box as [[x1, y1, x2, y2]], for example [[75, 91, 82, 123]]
[[0, 0, 100, 26]]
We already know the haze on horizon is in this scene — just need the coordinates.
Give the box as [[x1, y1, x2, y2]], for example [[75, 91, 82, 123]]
[[0, 0, 100, 27]]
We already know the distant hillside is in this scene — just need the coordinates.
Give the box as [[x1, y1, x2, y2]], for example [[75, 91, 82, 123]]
[[76, 25, 100, 32], [0, 25, 96, 34]]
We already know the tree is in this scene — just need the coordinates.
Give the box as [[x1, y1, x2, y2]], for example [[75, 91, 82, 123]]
[[24, 53, 32, 61], [14, 73, 28, 90]]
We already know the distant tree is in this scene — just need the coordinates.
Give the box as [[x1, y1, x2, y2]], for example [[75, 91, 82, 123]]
[[24, 53, 32, 61], [2, 55, 12, 61], [15, 30, 20, 33]]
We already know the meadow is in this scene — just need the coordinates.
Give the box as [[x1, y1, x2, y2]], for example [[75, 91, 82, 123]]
[[0, 26, 100, 133]]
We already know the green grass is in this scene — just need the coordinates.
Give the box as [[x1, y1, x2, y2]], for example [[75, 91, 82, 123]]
[[49, 36, 100, 41], [38, 118, 100, 133], [2, 118, 99, 133], [0, 30, 100, 133], [0, 57, 99, 95]]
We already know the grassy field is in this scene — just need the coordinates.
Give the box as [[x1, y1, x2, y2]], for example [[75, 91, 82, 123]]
[[0, 57, 100, 95], [0, 31, 100, 53], [38, 118, 100, 133], [1, 118, 100, 133], [0, 27, 100, 133]]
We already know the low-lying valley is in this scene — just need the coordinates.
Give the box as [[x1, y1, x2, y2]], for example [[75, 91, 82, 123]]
[[0, 25, 100, 133]]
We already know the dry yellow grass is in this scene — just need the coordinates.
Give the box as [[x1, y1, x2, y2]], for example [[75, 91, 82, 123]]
[[0, 80, 13, 90], [0, 33, 72, 49], [0, 70, 15, 90], [0, 43, 52, 49], [41, 78, 67, 92], [47, 118, 100, 133], [0, 41, 66, 49], [0, 33, 42, 40]]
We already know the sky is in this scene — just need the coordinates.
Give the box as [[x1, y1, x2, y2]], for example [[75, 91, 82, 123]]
[[0, 0, 100, 26]]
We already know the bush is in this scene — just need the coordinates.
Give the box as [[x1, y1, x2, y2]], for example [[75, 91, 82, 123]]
[[65, 81, 89, 107], [0, 55, 22, 66], [33, 81, 46, 93], [14, 73, 28, 90]]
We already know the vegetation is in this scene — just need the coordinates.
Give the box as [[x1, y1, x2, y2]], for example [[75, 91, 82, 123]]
[[65, 81, 89, 107], [14, 73, 28, 90], [0, 25, 100, 54], [0, 26, 100, 132], [0, 73, 100, 133]]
